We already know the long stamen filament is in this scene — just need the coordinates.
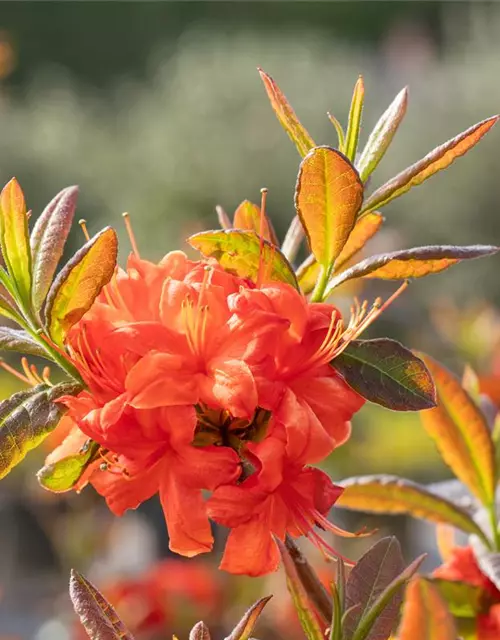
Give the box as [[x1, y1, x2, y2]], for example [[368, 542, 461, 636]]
[[256, 187, 268, 288], [122, 212, 140, 259]]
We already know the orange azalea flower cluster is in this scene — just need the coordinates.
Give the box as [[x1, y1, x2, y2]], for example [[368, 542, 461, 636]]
[[434, 546, 500, 639], [48, 248, 367, 576]]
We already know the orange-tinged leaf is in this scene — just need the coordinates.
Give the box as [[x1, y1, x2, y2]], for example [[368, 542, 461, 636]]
[[418, 353, 496, 506], [225, 596, 272, 640], [45, 227, 118, 345], [297, 212, 384, 295], [337, 474, 487, 541], [295, 146, 363, 268], [233, 200, 278, 244], [188, 229, 298, 289], [435, 525, 456, 563], [258, 68, 315, 157], [361, 115, 499, 213], [398, 578, 457, 640], [326, 244, 499, 294], [344, 76, 365, 162], [0, 178, 31, 303], [357, 87, 408, 182]]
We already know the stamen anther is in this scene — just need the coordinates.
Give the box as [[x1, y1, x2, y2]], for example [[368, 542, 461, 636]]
[[78, 219, 90, 242]]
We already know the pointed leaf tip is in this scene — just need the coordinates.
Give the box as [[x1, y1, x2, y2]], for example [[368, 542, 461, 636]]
[[225, 596, 272, 640]]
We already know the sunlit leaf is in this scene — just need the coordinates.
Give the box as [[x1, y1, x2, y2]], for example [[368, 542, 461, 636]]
[[233, 200, 278, 244], [297, 212, 384, 294], [332, 339, 436, 411], [351, 553, 425, 640], [329, 559, 345, 640], [45, 227, 118, 345], [37, 439, 99, 492], [0, 382, 80, 480], [188, 229, 298, 289], [418, 353, 496, 506], [326, 244, 499, 292], [344, 76, 365, 162], [31, 186, 78, 313], [357, 87, 408, 182], [295, 146, 363, 269], [224, 597, 272, 640], [337, 475, 488, 541], [327, 112, 345, 153], [430, 579, 482, 618], [70, 569, 134, 640], [0, 326, 47, 358], [0, 178, 31, 304], [397, 577, 457, 640], [361, 115, 499, 213], [435, 524, 457, 563], [216, 205, 232, 230], [277, 539, 325, 640], [258, 67, 315, 157]]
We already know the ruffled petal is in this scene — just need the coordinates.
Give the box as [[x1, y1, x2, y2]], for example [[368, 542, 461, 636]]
[[219, 518, 280, 576], [205, 358, 258, 419]]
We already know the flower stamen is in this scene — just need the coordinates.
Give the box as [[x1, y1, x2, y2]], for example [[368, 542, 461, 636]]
[[122, 212, 140, 259]]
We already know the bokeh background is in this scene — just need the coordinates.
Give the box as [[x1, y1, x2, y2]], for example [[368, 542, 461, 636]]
[[1, 2, 500, 638]]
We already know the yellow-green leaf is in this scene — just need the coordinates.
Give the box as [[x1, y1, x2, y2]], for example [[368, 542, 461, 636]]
[[337, 474, 488, 542], [418, 353, 496, 506], [45, 227, 118, 345], [233, 200, 278, 244], [357, 87, 408, 182], [188, 229, 298, 289], [295, 146, 363, 269], [361, 115, 499, 213], [326, 244, 499, 294], [258, 67, 315, 157], [37, 439, 99, 492], [397, 578, 457, 640], [344, 76, 365, 163], [0, 178, 32, 304]]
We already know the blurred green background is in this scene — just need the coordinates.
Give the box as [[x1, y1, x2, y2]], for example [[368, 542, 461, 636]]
[[0, 2, 499, 639]]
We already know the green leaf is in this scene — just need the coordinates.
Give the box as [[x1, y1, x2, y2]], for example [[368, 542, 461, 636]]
[[294, 146, 363, 269], [326, 244, 499, 293], [337, 475, 488, 542], [37, 439, 99, 492], [188, 229, 298, 289], [70, 569, 134, 640], [225, 597, 272, 640], [0, 178, 32, 305], [361, 115, 499, 213], [332, 339, 436, 411], [357, 87, 408, 182], [31, 186, 78, 313], [258, 67, 315, 157], [343, 537, 404, 640], [0, 382, 80, 480], [344, 76, 365, 163], [430, 579, 482, 618], [329, 559, 345, 640], [0, 326, 48, 358], [351, 553, 425, 640], [45, 227, 118, 345]]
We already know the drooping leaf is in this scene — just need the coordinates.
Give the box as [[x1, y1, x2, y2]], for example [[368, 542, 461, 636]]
[[0, 382, 80, 480], [0, 326, 48, 358], [351, 554, 425, 640], [357, 87, 408, 182], [0, 178, 31, 304], [343, 537, 404, 640], [190, 622, 211, 640], [294, 146, 363, 269], [45, 227, 118, 345], [233, 200, 278, 244], [418, 353, 496, 506], [344, 76, 365, 163], [224, 597, 272, 640], [30, 186, 78, 313], [70, 569, 134, 640], [332, 339, 436, 411], [258, 67, 315, 157], [425, 479, 477, 515], [397, 577, 457, 640], [188, 229, 298, 289], [336, 475, 488, 541], [37, 439, 100, 492], [430, 579, 482, 618], [277, 539, 325, 640], [297, 212, 384, 294], [361, 115, 499, 213], [326, 244, 499, 292]]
